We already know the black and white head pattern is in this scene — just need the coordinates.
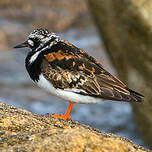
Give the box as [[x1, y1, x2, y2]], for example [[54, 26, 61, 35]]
[[27, 29, 60, 51]]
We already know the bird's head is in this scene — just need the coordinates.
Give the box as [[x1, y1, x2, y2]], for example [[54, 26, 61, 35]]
[[14, 28, 60, 51]]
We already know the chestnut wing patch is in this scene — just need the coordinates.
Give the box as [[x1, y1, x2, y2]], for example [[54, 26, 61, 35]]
[[41, 57, 139, 102], [41, 41, 143, 102]]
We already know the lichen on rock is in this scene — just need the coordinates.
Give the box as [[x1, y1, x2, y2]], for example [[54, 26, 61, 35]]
[[0, 102, 150, 152]]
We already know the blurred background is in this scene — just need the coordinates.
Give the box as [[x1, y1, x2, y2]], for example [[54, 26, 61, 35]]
[[0, 0, 152, 149]]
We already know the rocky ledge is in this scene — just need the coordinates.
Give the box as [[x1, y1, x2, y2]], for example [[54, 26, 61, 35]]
[[0, 102, 150, 152]]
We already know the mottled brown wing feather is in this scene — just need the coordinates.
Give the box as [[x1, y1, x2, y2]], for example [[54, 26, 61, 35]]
[[41, 41, 143, 102]]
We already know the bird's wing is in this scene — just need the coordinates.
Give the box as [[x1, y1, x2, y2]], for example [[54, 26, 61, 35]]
[[41, 40, 143, 102]]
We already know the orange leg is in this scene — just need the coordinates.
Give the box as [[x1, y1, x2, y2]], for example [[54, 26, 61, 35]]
[[51, 102, 74, 120]]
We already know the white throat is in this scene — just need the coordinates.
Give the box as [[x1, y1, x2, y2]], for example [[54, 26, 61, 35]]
[[29, 51, 41, 64]]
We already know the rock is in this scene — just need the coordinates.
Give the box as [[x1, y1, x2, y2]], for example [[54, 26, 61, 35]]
[[87, 0, 152, 148], [0, 102, 149, 152]]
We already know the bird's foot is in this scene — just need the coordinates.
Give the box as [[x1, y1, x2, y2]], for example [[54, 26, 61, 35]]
[[48, 102, 73, 120], [49, 113, 71, 120]]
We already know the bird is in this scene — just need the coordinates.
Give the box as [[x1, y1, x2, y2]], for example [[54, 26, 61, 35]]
[[14, 28, 144, 120]]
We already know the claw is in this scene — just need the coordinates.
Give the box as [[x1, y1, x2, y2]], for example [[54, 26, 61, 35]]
[[50, 113, 71, 120]]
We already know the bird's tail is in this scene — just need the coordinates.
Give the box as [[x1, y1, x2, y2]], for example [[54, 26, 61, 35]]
[[126, 88, 144, 102]]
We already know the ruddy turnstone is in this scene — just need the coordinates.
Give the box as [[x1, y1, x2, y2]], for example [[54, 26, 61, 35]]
[[14, 29, 144, 120]]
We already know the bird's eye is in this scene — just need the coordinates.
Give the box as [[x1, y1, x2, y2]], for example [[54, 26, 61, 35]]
[[28, 39, 34, 47]]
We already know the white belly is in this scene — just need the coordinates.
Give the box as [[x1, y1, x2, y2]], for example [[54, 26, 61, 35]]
[[37, 74, 103, 104]]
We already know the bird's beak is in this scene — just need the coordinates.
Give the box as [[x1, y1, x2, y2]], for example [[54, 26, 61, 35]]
[[14, 41, 29, 48]]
